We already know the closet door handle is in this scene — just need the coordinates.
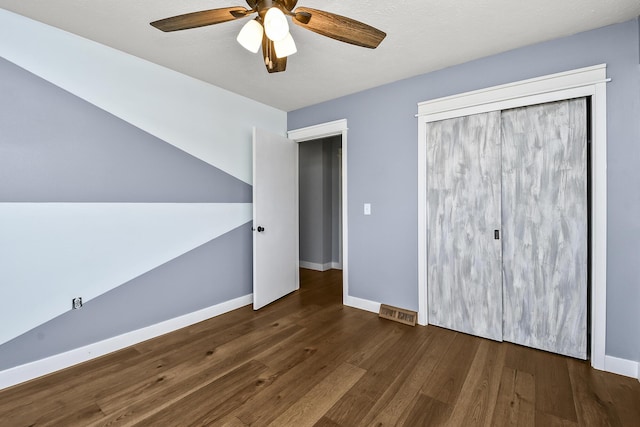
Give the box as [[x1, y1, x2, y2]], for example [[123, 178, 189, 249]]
[[494, 230, 500, 240]]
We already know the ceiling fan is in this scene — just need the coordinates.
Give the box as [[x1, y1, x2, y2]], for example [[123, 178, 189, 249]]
[[150, 0, 386, 73]]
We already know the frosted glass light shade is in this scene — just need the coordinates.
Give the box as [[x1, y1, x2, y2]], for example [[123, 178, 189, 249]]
[[264, 7, 289, 42], [274, 33, 297, 58], [237, 19, 263, 53]]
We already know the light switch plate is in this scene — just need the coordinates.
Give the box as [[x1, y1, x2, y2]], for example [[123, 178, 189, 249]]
[[364, 203, 371, 215]]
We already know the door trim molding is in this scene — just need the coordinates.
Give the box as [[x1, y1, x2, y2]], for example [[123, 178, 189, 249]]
[[288, 119, 349, 306], [417, 64, 608, 370]]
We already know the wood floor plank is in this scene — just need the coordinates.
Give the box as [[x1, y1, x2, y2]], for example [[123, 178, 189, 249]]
[[345, 320, 407, 368], [358, 325, 455, 427], [420, 330, 481, 404], [185, 368, 279, 427], [44, 402, 106, 427], [602, 370, 640, 427], [0, 347, 142, 415], [92, 323, 303, 426], [313, 416, 343, 427], [201, 313, 364, 426], [218, 415, 249, 427], [402, 392, 453, 426], [323, 323, 436, 425], [504, 341, 537, 375], [566, 358, 623, 427], [1, 269, 638, 426], [491, 367, 535, 427], [535, 411, 579, 426], [534, 350, 578, 423], [229, 312, 378, 426], [446, 338, 507, 425], [268, 362, 365, 427], [4, 400, 104, 427], [72, 311, 303, 417], [252, 307, 367, 376], [132, 306, 255, 354], [134, 359, 268, 426]]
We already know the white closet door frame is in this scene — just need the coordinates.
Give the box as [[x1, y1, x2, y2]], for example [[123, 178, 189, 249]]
[[417, 64, 609, 370]]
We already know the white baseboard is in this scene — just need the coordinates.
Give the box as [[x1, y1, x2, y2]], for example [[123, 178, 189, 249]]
[[331, 262, 343, 270], [604, 355, 639, 379], [299, 261, 333, 271], [344, 295, 380, 314], [0, 294, 253, 391]]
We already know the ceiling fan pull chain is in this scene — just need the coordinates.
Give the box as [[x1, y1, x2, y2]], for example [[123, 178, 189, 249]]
[[265, 40, 273, 69]]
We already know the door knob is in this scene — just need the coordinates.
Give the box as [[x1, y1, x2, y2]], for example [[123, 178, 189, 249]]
[[257, 226, 265, 232]]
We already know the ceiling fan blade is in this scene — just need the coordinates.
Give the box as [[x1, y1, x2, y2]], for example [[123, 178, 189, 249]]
[[292, 11, 311, 24], [292, 7, 386, 49], [282, 0, 298, 12], [230, 8, 255, 18], [150, 7, 250, 32], [262, 36, 287, 73]]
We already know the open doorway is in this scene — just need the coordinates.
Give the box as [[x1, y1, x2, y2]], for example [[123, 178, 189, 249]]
[[298, 136, 342, 272], [288, 119, 348, 304]]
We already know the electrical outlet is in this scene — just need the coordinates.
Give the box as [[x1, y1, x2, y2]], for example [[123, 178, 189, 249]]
[[72, 297, 83, 309]]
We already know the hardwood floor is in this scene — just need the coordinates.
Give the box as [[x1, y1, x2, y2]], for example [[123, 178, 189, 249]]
[[1, 269, 638, 426]]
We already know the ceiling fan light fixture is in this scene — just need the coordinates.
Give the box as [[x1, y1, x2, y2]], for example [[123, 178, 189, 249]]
[[237, 19, 264, 53], [264, 7, 289, 42], [150, 2, 387, 74], [274, 32, 297, 58]]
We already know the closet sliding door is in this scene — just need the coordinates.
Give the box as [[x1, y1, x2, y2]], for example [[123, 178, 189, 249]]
[[426, 112, 503, 341], [501, 98, 588, 359]]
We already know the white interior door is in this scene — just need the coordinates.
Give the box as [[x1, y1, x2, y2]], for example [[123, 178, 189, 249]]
[[253, 128, 299, 310]]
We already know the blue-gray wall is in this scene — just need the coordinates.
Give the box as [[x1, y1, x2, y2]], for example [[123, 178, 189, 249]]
[[299, 140, 326, 264], [0, 57, 252, 369], [289, 19, 640, 362], [299, 136, 341, 267], [330, 137, 341, 264]]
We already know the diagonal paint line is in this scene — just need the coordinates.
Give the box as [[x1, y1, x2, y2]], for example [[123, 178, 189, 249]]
[[0, 9, 286, 185], [0, 202, 252, 345]]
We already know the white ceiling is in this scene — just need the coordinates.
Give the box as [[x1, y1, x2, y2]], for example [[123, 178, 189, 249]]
[[1, 0, 639, 111]]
